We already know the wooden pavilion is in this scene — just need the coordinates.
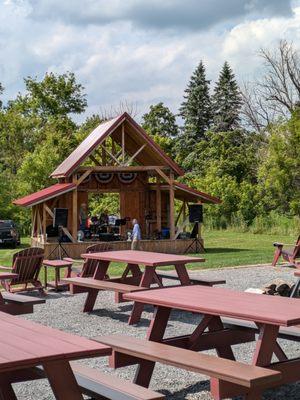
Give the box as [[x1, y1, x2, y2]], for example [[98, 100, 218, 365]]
[[13, 113, 221, 258]]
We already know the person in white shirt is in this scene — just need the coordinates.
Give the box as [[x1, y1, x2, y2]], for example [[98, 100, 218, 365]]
[[131, 219, 141, 250]]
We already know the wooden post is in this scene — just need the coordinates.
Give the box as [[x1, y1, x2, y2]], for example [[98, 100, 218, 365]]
[[169, 172, 175, 240], [156, 179, 161, 232], [42, 203, 47, 243], [72, 175, 78, 241], [183, 201, 187, 232]]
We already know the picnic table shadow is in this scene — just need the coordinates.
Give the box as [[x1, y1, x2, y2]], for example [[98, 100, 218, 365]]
[[160, 376, 300, 399], [203, 247, 249, 254]]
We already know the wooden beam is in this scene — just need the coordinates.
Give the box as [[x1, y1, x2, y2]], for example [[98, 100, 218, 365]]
[[101, 141, 107, 165], [169, 172, 175, 239], [62, 227, 76, 243], [77, 169, 92, 186], [122, 123, 125, 164], [175, 216, 190, 239], [101, 144, 122, 165], [89, 154, 101, 166], [155, 167, 172, 185], [45, 205, 54, 218], [156, 180, 161, 232], [77, 165, 169, 172], [175, 202, 185, 227], [72, 176, 78, 241], [126, 144, 146, 166]]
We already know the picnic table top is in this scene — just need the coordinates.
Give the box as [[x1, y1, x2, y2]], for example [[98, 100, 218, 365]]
[[0, 311, 111, 372], [124, 285, 300, 327], [81, 250, 205, 267]]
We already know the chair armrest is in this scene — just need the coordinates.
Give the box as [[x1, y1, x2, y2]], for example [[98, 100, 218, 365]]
[[0, 266, 12, 270], [273, 242, 284, 247]]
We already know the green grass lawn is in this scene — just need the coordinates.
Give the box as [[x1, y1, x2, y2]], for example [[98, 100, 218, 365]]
[[0, 231, 294, 280]]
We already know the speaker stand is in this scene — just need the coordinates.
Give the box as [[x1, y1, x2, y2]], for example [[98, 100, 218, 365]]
[[184, 236, 204, 254], [48, 241, 70, 260]]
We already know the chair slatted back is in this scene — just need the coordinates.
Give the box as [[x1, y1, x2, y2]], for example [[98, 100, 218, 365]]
[[293, 235, 300, 259], [81, 243, 112, 277], [11, 247, 44, 284]]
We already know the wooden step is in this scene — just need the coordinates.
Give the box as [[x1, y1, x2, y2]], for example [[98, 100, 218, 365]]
[[2, 292, 45, 305], [71, 362, 164, 400], [156, 272, 226, 286], [63, 277, 147, 293], [97, 335, 281, 389]]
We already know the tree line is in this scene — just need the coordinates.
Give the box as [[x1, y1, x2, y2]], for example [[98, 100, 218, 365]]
[[0, 41, 299, 234]]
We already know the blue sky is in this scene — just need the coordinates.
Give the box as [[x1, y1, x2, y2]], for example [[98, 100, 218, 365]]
[[0, 0, 300, 120]]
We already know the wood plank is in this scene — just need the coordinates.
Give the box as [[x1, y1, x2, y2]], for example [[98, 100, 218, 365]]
[[2, 292, 45, 305], [80, 250, 205, 267], [71, 362, 165, 400], [123, 285, 300, 327], [77, 166, 170, 172], [96, 335, 281, 388], [0, 312, 111, 372], [62, 277, 147, 293]]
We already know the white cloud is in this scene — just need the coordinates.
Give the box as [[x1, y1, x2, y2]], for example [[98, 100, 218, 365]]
[[0, 0, 299, 121]]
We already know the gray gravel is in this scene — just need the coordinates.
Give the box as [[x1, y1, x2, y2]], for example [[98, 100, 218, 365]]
[[13, 265, 300, 399]]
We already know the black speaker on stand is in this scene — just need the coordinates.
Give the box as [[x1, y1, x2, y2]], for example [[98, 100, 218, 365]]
[[48, 208, 70, 259], [184, 204, 204, 254]]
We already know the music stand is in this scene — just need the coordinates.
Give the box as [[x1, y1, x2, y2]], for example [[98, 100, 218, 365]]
[[48, 209, 70, 259]]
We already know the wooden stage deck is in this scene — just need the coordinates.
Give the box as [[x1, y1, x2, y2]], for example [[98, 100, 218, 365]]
[[31, 238, 202, 259]]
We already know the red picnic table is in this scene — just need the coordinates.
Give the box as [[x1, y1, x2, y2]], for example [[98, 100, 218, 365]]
[[63, 250, 206, 325], [0, 311, 111, 399], [114, 285, 300, 399]]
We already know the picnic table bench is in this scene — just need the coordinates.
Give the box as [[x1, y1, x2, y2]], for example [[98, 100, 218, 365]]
[[63, 250, 225, 324], [0, 312, 163, 400], [97, 285, 300, 399], [0, 272, 45, 315], [98, 335, 280, 399]]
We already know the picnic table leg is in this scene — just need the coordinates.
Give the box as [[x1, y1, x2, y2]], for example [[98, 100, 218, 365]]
[[128, 266, 156, 325], [174, 263, 191, 285], [83, 261, 110, 312], [115, 263, 142, 303], [43, 360, 83, 400], [134, 306, 171, 387], [211, 323, 279, 400], [0, 376, 18, 400]]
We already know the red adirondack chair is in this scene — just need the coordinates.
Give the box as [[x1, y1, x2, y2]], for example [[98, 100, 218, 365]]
[[0, 247, 45, 295], [65, 243, 112, 294], [272, 235, 300, 267]]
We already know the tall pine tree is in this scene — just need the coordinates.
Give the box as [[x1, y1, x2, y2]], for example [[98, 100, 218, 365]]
[[212, 62, 242, 132], [179, 61, 211, 143]]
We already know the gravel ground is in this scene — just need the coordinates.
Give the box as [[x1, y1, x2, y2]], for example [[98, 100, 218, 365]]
[[13, 264, 300, 399]]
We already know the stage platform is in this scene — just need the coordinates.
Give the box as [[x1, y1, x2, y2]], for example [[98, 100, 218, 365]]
[[31, 238, 203, 260]]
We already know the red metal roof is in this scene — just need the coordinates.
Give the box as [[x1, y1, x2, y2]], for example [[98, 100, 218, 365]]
[[174, 182, 221, 204], [13, 183, 76, 207], [51, 112, 184, 178]]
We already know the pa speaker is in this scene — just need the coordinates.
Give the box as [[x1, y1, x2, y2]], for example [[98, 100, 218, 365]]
[[188, 204, 203, 223], [53, 208, 68, 228]]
